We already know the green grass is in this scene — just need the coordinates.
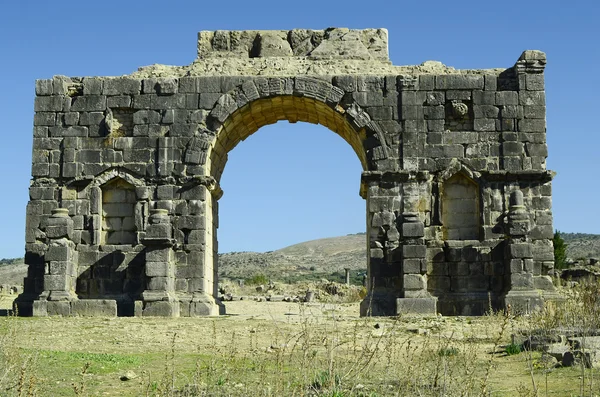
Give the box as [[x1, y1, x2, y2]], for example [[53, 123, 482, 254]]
[[34, 350, 141, 375], [505, 343, 522, 356]]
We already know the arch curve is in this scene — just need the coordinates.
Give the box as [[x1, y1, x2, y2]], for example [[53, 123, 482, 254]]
[[198, 78, 391, 182]]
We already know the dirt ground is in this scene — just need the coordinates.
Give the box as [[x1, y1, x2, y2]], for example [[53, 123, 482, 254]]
[[0, 295, 588, 396]]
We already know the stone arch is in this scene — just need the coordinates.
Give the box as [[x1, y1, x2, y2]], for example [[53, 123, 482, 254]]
[[89, 168, 146, 189], [189, 80, 392, 310], [199, 78, 391, 182]]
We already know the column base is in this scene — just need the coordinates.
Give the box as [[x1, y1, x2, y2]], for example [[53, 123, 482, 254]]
[[190, 294, 225, 316], [502, 290, 544, 314], [396, 297, 438, 315], [360, 292, 397, 316], [13, 294, 35, 316], [142, 300, 180, 317], [32, 300, 71, 316]]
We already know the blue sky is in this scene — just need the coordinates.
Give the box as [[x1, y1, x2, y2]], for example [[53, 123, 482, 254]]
[[0, 1, 598, 258]]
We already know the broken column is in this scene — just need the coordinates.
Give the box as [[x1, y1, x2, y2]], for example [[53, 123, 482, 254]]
[[502, 190, 543, 313], [141, 209, 179, 316]]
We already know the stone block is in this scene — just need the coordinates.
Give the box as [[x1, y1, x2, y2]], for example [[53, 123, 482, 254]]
[[143, 301, 180, 317], [519, 119, 546, 132], [103, 78, 142, 95], [49, 261, 73, 276], [402, 221, 424, 238], [404, 274, 426, 290], [36, 79, 53, 96], [134, 300, 143, 317], [147, 277, 174, 291], [402, 245, 426, 259], [34, 112, 56, 126], [146, 248, 174, 262], [495, 91, 518, 105], [71, 299, 117, 316], [519, 91, 545, 106], [502, 142, 524, 156], [509, 259, 523, 273], [425, 92, 444, 106], [70, 95, 107, 112], [472, 90, 495, 105], [396, 297, 437, 315], [484, 75, 497, 91], [525, 143, 548, 156], [83, 77, 103, 95], [473, 105, 499, 118], [133, 110, 162, 125], [34, 96, 65, 112], [510, 273, 534, 289], [179, 77, 198, 93], [474, 119, 496, 132], [435, 75, 484, 90], [47, 301, 71, 316], [143, 78, 178, 95], [509, 243, 532, 259], [146, 262, 171, 277], [32, 300, 48, 316], [403, 259, 421, 274], [525, 74, 544, 91], [534, 276, 555, 290], [106, 95, 131, 108]]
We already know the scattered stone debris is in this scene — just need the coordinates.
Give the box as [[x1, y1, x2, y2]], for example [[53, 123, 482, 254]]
[[120, 371, 137, 381], [514, 330, 600, 368]]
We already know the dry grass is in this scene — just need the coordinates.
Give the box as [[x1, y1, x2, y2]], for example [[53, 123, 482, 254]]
[[0, 286, 597, 396]]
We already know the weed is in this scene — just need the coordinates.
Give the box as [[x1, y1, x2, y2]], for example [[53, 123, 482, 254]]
[[506, 343, 523, 355], [437, 347, 459, 357]]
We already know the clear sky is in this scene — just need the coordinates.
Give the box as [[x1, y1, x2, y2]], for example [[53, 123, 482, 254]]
[[0, 0, 598, 258]]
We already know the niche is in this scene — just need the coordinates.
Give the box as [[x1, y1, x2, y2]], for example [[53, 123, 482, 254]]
[[441, 173, 479, 240], [101, 178, 137, 245]]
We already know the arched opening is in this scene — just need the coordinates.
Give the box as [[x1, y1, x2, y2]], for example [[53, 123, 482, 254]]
[[441, 173, 480, 240], [207, 96, 369, 181], [204, 95, 371, 305]]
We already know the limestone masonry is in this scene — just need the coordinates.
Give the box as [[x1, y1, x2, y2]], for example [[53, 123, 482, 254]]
[[17, 28, 556, 317]]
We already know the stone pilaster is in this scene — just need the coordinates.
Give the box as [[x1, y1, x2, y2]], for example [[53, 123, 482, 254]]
[[397, 212, 437, 314], [141, 209, 179, 316], [34, 208, 79, 316], [502, 190, 543, 313], [360, 175, 402, 316]]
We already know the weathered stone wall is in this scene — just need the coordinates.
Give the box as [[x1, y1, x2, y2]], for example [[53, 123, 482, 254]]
[[17, 28, 555, 317]]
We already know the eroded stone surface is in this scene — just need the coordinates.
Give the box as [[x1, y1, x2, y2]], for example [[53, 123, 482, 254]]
[[17, 28, 555, 317]]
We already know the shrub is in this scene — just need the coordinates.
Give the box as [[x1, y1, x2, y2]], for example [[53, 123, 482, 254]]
[[505, 343, 522, 356], [553, 230, 568, 269], [245, 274, 269, 286]]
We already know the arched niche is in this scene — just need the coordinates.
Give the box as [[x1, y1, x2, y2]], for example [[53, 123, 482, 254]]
[[441, 172, 480, 241], [100, 177, 137, 245]]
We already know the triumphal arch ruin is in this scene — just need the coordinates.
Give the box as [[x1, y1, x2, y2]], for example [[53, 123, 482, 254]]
[[17, 28, 556, 317]]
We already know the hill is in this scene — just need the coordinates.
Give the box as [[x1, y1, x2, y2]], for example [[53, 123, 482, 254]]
[[1, 232, 599, 287]]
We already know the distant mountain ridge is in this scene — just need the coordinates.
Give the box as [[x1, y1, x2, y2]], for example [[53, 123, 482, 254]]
[[1, 232, 599, 286]]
